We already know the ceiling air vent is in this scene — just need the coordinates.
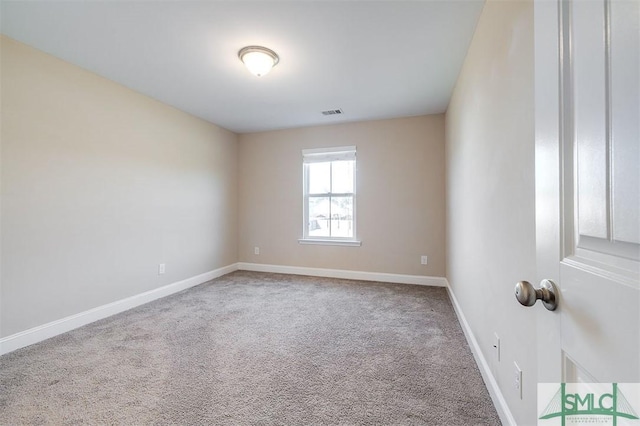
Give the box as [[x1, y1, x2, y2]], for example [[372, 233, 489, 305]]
[[321, 109, 343, 116]]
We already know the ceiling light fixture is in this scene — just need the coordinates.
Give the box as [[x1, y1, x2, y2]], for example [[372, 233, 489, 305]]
[[238, 46, 279, 77]]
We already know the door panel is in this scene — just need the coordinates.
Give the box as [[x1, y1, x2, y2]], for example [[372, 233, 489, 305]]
[[573, 0, 608, 240], [535, 0, 640, 390], [561, 264, 639, 381], [610, 0, 640, 245], [562, 0, 640, 382]]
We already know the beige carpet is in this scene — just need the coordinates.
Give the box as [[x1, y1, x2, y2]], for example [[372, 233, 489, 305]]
[[0, 271, 500, 425]]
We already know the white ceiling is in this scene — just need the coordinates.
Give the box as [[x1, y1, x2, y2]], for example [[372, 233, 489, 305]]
[[1, 1, 484, 133]]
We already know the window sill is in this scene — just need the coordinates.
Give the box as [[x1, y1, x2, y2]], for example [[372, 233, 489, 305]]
[[298, 239, 362, 247]]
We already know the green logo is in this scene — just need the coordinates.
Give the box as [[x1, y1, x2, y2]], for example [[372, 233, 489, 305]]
[[539, 383, 639, 425]]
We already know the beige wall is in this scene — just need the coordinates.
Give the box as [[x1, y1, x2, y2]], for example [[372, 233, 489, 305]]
[[1, 37, 238, 337], [445, 0, 536, 423], [238, 115, 445, 277]]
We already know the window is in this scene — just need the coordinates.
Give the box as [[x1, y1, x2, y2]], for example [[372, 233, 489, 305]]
[[300, 146, 360, 246]]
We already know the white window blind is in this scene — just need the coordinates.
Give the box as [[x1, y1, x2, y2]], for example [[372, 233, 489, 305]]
[[302, 146, 356, 163]]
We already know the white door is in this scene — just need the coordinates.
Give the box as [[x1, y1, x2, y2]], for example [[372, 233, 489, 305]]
[[534, 0, 639, 393]]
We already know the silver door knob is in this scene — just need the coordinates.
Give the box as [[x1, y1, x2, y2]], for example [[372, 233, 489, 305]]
[[515, 279, 558, 311]]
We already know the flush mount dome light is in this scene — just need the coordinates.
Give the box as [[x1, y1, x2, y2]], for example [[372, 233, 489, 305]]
[[238, 46, 279, 77]]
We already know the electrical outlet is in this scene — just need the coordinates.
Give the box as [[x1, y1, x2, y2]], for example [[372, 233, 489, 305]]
[[158, 263, 166, 275], [493, 333, 500, 362], [514, 362, 523, 399], [254, 247, 260, 255], [420, 255, 428, 265]]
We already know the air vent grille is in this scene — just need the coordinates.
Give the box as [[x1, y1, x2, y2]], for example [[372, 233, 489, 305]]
[[321, 109, 343, 116]]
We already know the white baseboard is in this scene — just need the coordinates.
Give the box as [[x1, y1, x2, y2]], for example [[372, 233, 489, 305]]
[[445, 279, 516, 426], [237, 262, 447, 287], [0, 263, 239, 356]]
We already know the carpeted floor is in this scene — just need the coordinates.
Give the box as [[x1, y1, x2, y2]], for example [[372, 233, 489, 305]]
[[0, 271, 500, 425]]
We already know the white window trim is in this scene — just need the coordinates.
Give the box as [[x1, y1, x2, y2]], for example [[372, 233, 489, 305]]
[[298, 238, 362, 247], [301, 146, 360, 246]]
